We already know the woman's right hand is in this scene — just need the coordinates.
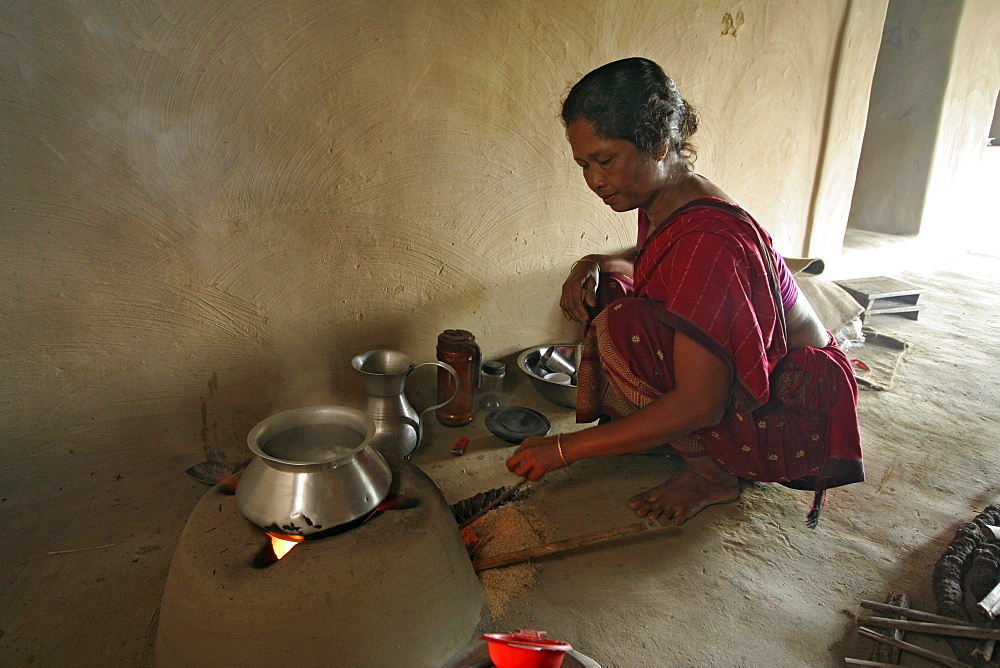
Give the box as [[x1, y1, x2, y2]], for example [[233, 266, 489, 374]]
[[560, 258, 600, 324], [505, 434, 570, 481]]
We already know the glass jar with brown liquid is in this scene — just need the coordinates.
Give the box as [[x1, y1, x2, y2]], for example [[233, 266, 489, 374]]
[[435, 329, 481, 426]]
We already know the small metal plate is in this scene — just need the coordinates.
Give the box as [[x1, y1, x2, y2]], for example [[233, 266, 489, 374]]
[[485, 406, 551, 444]]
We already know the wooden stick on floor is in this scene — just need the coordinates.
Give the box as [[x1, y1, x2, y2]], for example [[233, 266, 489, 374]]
[[472, 520, 678, 572], [857, 626, 972, 668], [869, 592, 909, 664], [860, 599, 970, 626], [858, 616, 1000, 641]]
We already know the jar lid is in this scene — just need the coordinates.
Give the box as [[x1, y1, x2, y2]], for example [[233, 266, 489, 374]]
[[438, 329, 477, 354], [482, 360, 505, 376]]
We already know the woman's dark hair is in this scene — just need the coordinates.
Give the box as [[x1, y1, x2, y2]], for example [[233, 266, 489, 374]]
[[561, 57, 699, 166]]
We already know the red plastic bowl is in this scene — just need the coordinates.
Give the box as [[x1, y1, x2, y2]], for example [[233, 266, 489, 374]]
[[481, 630, 573, 668]]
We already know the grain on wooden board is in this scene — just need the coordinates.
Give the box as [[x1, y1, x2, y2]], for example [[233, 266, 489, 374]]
[[467, 501, 555, 618]]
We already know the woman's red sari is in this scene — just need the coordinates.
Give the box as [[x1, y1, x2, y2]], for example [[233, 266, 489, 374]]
[[576, 198, 864, 515]]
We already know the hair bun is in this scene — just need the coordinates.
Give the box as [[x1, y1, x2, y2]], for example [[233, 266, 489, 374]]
[[562, 58, 699, 167]]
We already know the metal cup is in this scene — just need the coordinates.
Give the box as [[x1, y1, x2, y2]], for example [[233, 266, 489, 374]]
[[538, 346, 576, 376]]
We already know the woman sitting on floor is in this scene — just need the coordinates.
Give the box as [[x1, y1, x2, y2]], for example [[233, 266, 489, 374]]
[[506, 57, 864, 526]]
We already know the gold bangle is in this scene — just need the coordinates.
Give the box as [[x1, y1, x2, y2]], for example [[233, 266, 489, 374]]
[[556, 433, 570, 467]]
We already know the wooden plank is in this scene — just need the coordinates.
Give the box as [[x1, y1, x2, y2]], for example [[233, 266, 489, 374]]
[[472, 521, 678, 572]]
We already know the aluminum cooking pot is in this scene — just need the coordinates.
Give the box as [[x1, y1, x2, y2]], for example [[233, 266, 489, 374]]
[[235, 406, 391, 538]]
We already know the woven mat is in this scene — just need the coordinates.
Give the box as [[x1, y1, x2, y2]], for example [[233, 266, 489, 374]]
[[849, 328, 910, 391]]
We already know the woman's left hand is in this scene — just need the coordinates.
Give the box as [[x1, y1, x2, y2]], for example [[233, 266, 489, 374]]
[[505, 435, 568, 480]]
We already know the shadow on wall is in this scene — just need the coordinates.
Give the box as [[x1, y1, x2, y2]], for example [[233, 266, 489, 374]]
[[173, 243, 579, 471], [321, 262, 579, 416]]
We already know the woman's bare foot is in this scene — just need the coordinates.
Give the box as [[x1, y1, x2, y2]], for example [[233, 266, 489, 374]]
[[627, 456, 740, 525]]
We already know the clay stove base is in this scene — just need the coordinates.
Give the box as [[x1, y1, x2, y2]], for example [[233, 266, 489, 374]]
[[154, 455, 487, 667]]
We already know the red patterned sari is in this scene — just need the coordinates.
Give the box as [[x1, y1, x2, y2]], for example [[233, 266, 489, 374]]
[[576, 198, 864, 521]]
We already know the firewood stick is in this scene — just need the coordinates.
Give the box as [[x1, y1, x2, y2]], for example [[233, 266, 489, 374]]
[[860, 600, 969, 626], [844, 659, 903, 667], [858, 616, 1000, 640], [458, 477, 529, 530], [472, 520, 676, 572], [870, 592, 908, 665], [857, 627, 971, 668], [972, 638, 995, 661]]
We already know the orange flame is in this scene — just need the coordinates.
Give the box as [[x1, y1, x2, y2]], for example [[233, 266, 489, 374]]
[[267, 533, 304, 560]]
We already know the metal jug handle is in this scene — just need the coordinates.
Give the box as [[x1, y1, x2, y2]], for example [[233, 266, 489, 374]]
[[406, 361, 460, 449]]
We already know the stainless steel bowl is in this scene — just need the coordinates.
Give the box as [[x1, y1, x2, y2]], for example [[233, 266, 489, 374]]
[[517, 344, 578, 409]]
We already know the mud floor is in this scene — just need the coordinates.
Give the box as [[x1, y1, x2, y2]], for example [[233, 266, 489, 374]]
[[2, 232, 1000, 666]]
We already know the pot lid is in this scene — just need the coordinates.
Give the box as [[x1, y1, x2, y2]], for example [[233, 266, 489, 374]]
[[485, 407, 550, 444]]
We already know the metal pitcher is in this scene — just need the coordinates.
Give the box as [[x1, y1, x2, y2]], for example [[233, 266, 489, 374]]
[[351, 349, 458, 459]]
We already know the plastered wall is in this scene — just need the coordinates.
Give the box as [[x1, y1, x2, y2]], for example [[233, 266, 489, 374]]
[[1, 1, 882, 498], [923, 0, 1000, 243], [803, 0, 889, 260], [848, 0, 1000, 241], [848, 0, 963, 237]]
